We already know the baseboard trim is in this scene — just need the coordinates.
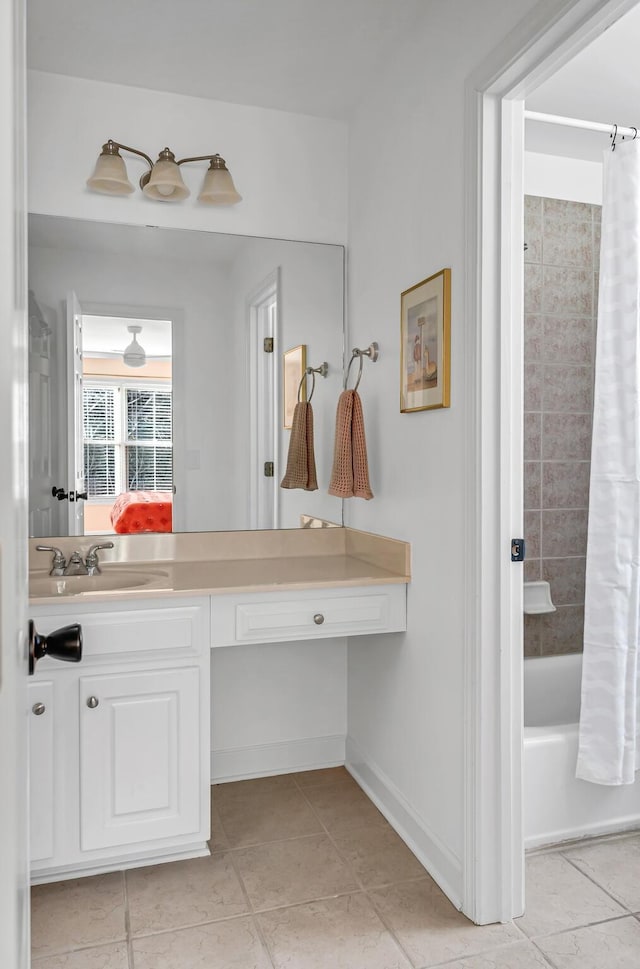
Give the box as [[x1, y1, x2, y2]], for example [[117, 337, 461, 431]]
[[211, 734, 345, 783], [346, 736, 463, 908]]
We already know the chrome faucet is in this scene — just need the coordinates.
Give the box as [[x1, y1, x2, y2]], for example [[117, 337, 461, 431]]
[[35, 541, 115, 577], [35, 545, 66, 576], [84, 542, 114, 576]]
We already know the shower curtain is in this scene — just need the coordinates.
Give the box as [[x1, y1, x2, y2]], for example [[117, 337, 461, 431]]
[[576, 139, 640, 786]]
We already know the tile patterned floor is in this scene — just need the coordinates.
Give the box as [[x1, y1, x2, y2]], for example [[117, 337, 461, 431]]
[[31, 768, 640, 968]]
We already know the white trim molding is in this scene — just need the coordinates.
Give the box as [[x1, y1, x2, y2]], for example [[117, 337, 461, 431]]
[[346, 738, 462, 908], [211, 733, 345, 783], [463, 0, 640, 925]]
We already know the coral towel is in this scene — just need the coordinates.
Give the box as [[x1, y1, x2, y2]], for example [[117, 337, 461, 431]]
[[280, 401, 318, 491], [328, 389, 373, 499]]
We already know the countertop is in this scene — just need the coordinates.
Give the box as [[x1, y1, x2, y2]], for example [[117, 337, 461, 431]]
[[28, 527, 411, 607]]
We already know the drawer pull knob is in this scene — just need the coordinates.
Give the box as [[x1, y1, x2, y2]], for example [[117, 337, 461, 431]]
[[32, 702, 46, 716], [313, 613, 325, 625], [86, 696, 99, 709]]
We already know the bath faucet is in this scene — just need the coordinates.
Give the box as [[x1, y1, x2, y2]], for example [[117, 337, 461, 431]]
[[35, 545, 66, 576], [84, 542, 114, 576]]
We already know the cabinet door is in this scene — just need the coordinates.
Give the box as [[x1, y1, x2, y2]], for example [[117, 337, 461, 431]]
[[79, 667, 200, 851], [28, 680, 55, 863]]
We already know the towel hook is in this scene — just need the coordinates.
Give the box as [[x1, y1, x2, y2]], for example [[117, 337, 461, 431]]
[[344, 342, 379, 392], [297, 362, 329, 403]]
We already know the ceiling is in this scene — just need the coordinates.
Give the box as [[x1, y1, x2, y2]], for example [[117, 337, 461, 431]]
[[83, 316, 172, 358], [26, 0, 428, 121], [526, 3, 640, 160]]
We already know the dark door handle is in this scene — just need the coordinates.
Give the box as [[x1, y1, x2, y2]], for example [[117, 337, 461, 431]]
[[75, 492, 88, 501], [29, 621, 83, 675], [51, 487, 69, 501]]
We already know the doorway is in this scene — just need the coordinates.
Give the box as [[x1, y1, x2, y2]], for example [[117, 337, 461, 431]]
[[466, 0, 640, 926]]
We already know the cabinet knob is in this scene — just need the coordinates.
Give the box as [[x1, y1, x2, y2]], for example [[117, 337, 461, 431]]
[[32, 702, 46, 716], [86, 696, 99, 709], [313, 613, 325, 625]]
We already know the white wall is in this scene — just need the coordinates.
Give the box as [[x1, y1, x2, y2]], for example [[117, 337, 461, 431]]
[[525, 149, 603, 203], [345, 0, 540, 905], [27, 71, 348, 245]]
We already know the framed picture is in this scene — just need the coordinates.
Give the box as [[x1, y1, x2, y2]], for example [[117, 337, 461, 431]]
[[283, 344, 307, 428], [400, 268, 451, 413]]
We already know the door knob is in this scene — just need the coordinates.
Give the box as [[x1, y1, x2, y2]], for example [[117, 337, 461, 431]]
[[51, 487, 69, 501], [86, 696, 99, 709], [29, 620, 83, 675], [32, 702, 46, 716]]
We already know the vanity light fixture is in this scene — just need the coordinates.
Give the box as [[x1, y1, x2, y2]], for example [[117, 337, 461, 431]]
[[123, 325, 146, 368], [86, 140, 242, 205]]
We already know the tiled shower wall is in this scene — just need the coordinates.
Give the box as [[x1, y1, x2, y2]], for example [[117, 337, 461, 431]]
[[523, 195, 600, 656]]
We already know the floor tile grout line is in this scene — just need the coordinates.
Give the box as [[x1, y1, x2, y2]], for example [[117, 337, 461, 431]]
[[122, 869, 135, 969], [295, 782, 419, 968], [530, 936, 564, 969], [558, 852, 636, 915], [223, 841, 278, 969], [526, 911, 638, 944]]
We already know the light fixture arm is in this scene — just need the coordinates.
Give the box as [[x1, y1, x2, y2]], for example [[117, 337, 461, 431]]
[[176, 153, 228, 169]]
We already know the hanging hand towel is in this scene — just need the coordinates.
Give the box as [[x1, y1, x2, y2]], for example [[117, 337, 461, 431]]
[[328, 389, 374, 499], [280, 401, 318, 491]]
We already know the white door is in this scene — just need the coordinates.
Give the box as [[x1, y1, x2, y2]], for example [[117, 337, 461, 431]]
[[249, 272, 279, 529], [66, 292, 85, 535], [0, 0, 29, 963], [79, 667, 201, 850]]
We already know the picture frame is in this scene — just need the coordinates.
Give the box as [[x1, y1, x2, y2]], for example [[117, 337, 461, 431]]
[[283, 344, 307, 428], [400, 268, 451, 413]]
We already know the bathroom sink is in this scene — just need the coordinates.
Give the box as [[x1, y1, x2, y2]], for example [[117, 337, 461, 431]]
[[29, 568, 168, 598]]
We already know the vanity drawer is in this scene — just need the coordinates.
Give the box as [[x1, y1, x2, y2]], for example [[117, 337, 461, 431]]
[[210, 584, 406, 647], [30, 598, 209, 665]]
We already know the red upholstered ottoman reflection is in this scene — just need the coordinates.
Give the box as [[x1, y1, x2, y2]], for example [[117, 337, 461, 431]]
[[110, 491, 173, 534]]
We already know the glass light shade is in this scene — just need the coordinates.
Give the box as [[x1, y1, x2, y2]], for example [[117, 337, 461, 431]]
[[143, 157, 190, 202], [86, 150, 134, 196], [123, 328, 146, 368], [198, 165, 242, 205]]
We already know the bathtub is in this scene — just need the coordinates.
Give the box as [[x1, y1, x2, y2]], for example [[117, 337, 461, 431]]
[[524, 653, 640, 849]]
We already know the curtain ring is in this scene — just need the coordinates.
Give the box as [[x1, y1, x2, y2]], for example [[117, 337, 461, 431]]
[[344, 352, 364, 392], [297, 368, 316, 403]]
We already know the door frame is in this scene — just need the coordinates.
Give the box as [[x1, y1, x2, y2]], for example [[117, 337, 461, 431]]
[[247, 269, 280, 530], [0, 0, 29, 965], [464, 0, 640, 924]]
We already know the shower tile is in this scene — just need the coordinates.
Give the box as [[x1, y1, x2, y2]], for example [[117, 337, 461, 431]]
[[524, 216, 542, 264], [524, 363, 543, 411], [542, 556, 586, 606], [524, 615, 541, 657], [524, 462, 541, 510], [524, 314, 543, 362], [541, 316, 594, 365], [541, 509, 589, 558], [539, 604, 584, 655], [542, 413, 592, 460], [525, 195, 543, 219], [524, 412, 542, 460], [524, 558, 541, 581], [593, 221, 601, 272], [524, 510, 541, 559], [542, 219, 593, 268], [543, 198, 593, 223], [525, 264, 543, 313], [543, 364, 593, 413], [542, 267, 593, 316], [563, 834, 640, 911], [542, 461, 590, 509], [535, 917, 640, 969], [516, 853, 625, 938]]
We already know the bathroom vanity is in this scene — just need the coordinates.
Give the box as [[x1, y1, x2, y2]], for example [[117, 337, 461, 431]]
[[28, 527, 409, 883]]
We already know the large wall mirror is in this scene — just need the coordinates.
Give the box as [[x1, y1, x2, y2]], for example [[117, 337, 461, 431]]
[[28, 215, 345, 538]]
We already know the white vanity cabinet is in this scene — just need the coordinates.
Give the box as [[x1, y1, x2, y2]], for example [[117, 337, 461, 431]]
[[29, 597, 210, 884]]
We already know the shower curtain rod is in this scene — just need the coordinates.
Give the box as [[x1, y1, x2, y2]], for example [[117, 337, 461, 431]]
[[525, 109, 639, 140]]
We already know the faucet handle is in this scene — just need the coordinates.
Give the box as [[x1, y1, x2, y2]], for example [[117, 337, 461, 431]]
[[85, 542, 114, 575], [35, 545, 67, 576]]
